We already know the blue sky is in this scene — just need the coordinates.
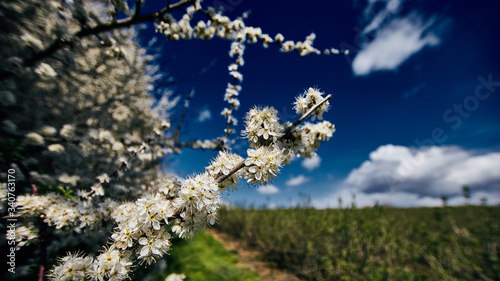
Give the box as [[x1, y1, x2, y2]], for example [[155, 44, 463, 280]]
[[138, 0, 500, 207]]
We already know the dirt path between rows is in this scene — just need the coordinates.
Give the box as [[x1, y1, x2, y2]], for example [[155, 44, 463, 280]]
[[207, 229, 302, 281]]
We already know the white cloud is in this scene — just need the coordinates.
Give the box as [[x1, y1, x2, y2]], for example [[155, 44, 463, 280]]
[[313, 188, 442, 208], [352, 14, 440, 76], [312, 187, 500, 208], [268, 202, 278, 209], [302, 155, 321, 171], [257, 184, 280, 195], [345, 144, 500, 197], [362, 0, 403, 34], [286, 175, 311, 186], [197, 109, 212, 122], [313, 145, 500, 208]]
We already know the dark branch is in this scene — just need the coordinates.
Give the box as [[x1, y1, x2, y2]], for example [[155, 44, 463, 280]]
[[282, 94, 332, 136], [134, 0, 143, 19], [2, 0, 196, 80]]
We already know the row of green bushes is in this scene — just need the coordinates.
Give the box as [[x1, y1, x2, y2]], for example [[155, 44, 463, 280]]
[[215, 206, 500, 280]]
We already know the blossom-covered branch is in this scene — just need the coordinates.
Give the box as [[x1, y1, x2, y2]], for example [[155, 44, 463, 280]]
[[46, 88, 335, 280], [216, 92, 333, 184]]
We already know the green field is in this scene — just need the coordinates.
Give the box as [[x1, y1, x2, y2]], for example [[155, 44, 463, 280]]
[[213, 206, 500, 281], [155, 232, 262, 281]]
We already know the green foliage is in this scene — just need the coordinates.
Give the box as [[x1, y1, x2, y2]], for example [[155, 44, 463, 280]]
[[33, 181, 75, 200], [157, 233, 262, 281], [216, 206, 500, 281], [0, 141, 25, 162]]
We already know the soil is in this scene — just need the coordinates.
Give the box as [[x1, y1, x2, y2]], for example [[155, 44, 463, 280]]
[[207, 229, 302, 281]]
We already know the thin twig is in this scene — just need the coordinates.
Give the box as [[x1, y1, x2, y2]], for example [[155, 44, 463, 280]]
[[37, 220, 47, 281], [216, 94, 332, 184], [175, 89, 196, 136], [283, 94, 332, 136], [134, 0, 143, 19]]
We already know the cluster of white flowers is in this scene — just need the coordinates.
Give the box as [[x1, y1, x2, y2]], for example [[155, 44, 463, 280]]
[[294, 87, 331, 121], [206, 151, 244, 191], [17, 193, 108, 232], [12, 223, 39, 250], [49, 253, 95, 280], [243, 106, 284, 147], [25, 132, 45, 145], [221, 41, 245, 138], [49, 247, 133, 281], [296, 121, 336, 158], [171, 173, 221, 237], [49, 172, 221, 279], [156, 6, 343, 57], [47, 143, 65, 154], [283, 33, 321, 56], [34, 62, 57, 78], [243, 145, 283, 184], [213, 89, 335, 188]]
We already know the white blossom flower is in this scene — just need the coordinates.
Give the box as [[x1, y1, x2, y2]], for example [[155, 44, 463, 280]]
[[137, 229, 171, 264], [112, 141, 125, 151], [78, 212, 97, 229], [244, 146, 283, 184], [40, 126, 57, 136], [111, 104, 131, 121], [26, 132, 45, 145], [293, 87, 330, 121], [48, 144, 65, 153], [330, 47, 340, 54], [49, 252, 94, 280], [60, 124, 74, 138], [293, 121, 336, 158], [112, 227, 136, 249], [14, 224, 38, 249], [58, 174, 80, 186], [21, 33, 44, 49], [274, 33, 284, 43], [229, 70, 243, 81], [206, 151, 244, 191], [281, 40, 295, 52], [242, 106, 283, 146], [112, 202, 139, 229], [95, 246, 132, 279], [35, 62, 57, 77], [229, 41, 245, 57], [261, 34, 273, 48]]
